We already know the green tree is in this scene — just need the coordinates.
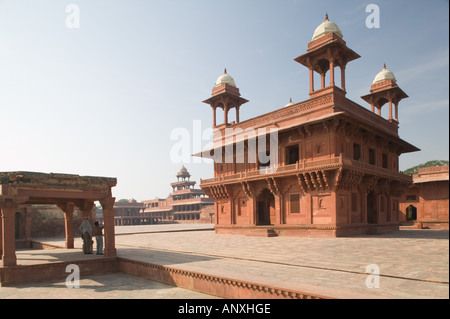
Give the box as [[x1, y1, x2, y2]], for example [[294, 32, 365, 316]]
[[403, 160, 449, 175]]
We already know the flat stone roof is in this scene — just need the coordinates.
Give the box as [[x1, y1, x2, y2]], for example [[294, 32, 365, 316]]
[[0, 171, 117, 190]]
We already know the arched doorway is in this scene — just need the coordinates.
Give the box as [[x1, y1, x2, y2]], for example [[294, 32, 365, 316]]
[[406, 205, 417, 221], [367, 191, 377, 224], [256, 188, 275, 226]]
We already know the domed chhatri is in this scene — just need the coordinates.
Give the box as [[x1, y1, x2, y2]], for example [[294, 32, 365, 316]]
[[312, 13, 343, 41], [284, 98, 294, 108], [177, 165, 190, 178], [372, 64, 397, 84], [215, 68, 236, 87]]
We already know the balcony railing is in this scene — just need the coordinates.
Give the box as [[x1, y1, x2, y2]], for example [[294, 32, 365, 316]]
[[201, 155, 343, 186], [200, 154, 411, 186]]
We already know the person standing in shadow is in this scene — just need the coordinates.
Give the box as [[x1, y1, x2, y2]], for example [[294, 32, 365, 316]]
[[93, 221, 105, 255], [80, 216, 93, 254]]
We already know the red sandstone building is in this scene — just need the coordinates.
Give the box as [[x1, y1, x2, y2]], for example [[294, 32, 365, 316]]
[[112, 199, 146, 226], [142, 166, 214, 223], [196, 15, 419, 237], [399, 165, 449, 229]]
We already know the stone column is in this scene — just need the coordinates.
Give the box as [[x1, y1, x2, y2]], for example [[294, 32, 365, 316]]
[[1, 198, 18, 266], [24, 206, 32, 249], [394, 102, 399, 122], [58, 202, 75, 249], [309, 67, 314, 94], [274, 194, 284, 225], [236, 106, 240, 123], [340, 65, 346, 92], [224, 105, 229, 125], [388, 100, 393, 120], [0, 207, 2, 257], [320, 73, 325, 89], [100, 197, 116, 257], [329, 59, 335, 86], [212, 106, 217, 127]]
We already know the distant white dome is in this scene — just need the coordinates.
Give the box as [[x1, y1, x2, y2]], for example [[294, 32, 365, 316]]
[[215, 69, 236, 87], [373, 64, 397, 84], [312, 14, 343, 41], [284, 98, 294, 108]]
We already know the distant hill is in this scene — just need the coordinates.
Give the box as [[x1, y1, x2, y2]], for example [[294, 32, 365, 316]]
[[403, 160, 449, 175]]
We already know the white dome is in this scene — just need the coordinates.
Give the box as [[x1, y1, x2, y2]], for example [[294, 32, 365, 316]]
[[284, 98, 294, 108], [312, 14, 343, 41], [215, 69, 236, 87], [372, 65, 397, 84]]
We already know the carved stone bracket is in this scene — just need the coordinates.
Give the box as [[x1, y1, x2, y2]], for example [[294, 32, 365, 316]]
[[266, 177, 280, 197]]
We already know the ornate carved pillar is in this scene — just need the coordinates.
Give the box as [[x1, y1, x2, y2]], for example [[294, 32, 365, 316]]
[[58, 202, 75, 249], [100, 197, 116, 257]]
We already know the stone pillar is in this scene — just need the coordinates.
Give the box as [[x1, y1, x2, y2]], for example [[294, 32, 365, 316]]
[[274, 194, 284, 225], [58, 202, 75, 249], [340, 65, 346, 92], [0, 208, 2, 257], [24, 206, 32, 249], [320, 73, 325, 89], [224, 105, 229, 125], [394, 102, 399, 122], [100, 197, 116, 257], [388, 100, 393, 120], [329, 59, 335, 86], [309, 67, 314, 94], [1, 199, 18, 266], [212, 106, 217, 127], [236, 106, 240, 123]]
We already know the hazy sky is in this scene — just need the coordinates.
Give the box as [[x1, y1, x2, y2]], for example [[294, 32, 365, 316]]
[[0, 0, 448, 201]]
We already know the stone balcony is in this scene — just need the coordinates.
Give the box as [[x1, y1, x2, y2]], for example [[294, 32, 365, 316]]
[[200, 154, 411, 187]]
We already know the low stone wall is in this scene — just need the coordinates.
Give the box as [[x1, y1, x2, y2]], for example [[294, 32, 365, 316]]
[[117, 257, 326, 299], [0, 257, 118, 287]]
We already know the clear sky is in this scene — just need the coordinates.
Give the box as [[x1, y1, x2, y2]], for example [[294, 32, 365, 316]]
[[0, 0, 448, 201]]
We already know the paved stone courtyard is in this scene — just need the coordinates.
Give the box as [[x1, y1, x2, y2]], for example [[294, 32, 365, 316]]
[[2, 224, 448, 299]]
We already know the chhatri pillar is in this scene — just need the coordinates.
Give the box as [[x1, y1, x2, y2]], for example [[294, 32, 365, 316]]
[[295, 14, 360, 97], [203, 69, 248, 127], [361, 64, 408, 123]]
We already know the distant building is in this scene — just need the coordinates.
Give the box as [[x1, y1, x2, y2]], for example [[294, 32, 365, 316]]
[[142, 166, 214, 224], [399, 165, 449, 229], [112, 199, 146, 226]]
